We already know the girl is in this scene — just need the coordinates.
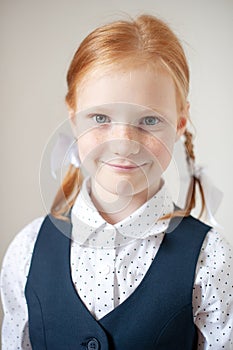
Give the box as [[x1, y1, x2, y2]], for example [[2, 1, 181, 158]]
[[1, 14, 233, 350]]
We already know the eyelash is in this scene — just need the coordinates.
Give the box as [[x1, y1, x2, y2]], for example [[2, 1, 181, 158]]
[[139, 116, 161, 126], [92, 114, 111, 124], [90, 114, 162, 127]]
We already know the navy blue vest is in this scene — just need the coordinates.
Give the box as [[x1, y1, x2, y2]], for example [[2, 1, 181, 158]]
[[25, 214, 210, 350]]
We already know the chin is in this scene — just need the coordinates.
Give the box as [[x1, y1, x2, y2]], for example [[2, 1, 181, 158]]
[[95, 173, 150, 197]]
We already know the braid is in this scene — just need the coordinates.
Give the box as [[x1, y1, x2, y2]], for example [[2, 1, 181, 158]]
[[183, 130, 206, 218], [162, 129, 206, 221], [51, 165, 83, 221], [184, 130, 195, 164]]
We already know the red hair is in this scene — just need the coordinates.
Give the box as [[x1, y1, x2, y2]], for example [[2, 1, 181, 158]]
[[66, 15, 189, 110], [51, 14, 205, 220]]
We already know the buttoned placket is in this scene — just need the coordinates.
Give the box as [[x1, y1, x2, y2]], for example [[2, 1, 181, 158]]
[[94, 244, 116, 318]]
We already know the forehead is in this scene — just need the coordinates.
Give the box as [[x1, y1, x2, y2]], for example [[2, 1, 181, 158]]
[[76, 66, 177, 116]]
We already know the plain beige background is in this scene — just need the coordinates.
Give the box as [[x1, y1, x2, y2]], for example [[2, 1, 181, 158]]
[[1, 0, 233, 341]]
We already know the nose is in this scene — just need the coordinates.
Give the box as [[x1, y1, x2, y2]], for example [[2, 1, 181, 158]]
[[108, 123, 140, 156]]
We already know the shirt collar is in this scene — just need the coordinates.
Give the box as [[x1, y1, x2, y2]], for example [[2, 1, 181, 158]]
[[71, 176, 174, 247]]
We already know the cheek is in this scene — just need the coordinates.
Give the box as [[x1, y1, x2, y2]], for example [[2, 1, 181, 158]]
[[77, 130, 104, 162], [144, 132, 175, 169]]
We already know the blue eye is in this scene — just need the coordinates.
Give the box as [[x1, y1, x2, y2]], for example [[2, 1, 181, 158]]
[[93, 114, 111, 124], [141, 116, 161, 126]]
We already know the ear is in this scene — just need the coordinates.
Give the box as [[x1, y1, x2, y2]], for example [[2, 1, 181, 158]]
[[175, 102, 189, 141]]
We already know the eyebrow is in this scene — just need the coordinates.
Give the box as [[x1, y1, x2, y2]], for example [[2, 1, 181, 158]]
[[88, 107, 114, 114], [77, 103, 167, 120], [86, 105, 163, 114]]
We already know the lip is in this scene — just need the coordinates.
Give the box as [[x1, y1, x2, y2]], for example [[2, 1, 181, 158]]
[[102, 161, 147, 172]]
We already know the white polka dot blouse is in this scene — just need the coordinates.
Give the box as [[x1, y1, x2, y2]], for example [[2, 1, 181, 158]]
[[1, 177, 233, 349]]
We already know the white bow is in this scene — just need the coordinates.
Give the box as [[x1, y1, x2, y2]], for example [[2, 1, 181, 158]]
[[193, 164, 223, 228], [50, 132, 80, 179]]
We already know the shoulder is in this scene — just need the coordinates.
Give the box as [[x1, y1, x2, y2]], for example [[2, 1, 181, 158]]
[[6, 216, 45, 252], [195, 227, 233, 296], [168, 215, 212, 238], [184, 215, 212, 231], [199, 227, 232, 265], [187, 215, 233, 264], [1, 216, 45, 273]]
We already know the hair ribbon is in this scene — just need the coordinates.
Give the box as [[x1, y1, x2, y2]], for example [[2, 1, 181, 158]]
[[50, 132, 80, 179], [192, 164, 223, 228]]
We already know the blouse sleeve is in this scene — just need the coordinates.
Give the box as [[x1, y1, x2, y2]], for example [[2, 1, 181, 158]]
[[0, 217, 44, 350], [193, 228, 233, 349]]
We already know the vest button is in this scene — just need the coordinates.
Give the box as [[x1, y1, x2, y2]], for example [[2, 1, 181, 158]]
[[87, 338, 99, 350]]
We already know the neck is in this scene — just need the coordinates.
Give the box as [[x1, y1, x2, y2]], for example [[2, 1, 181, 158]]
[[90, 178, 162, 224]]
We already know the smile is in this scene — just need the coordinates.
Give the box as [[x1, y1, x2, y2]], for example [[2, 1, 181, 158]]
[[101, 161, 147, 172]]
